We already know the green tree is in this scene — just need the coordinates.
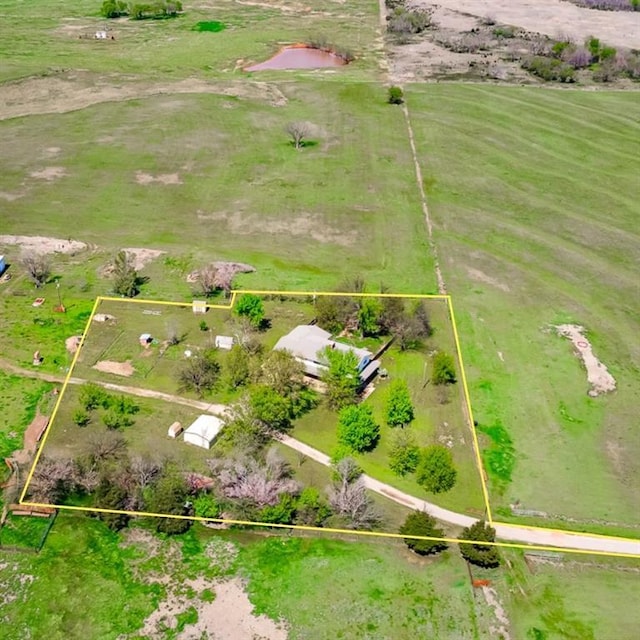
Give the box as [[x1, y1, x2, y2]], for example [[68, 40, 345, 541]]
[[235, 293, 265, 328], [101, 0, 128, 18], [458, 520, 501, 568], [416, 445, 457, 494], [259, 493, 297, 525], [358, 298, 382, 337], [224, 344, 250, 389], [112, 250, 139, 298], [94, 479, 130, 531], [387, 85, 404, 104], [193, 493, 220, 519], [337, 404, 380, 453], [73, 409, 91, 427], [79, 383, 110, 411], [260, 349, 305, 398], [295, 487, 331, 526], [249, 385, 292, 432], [431, 351, 456, 385], [147, 471, 192, 535], [388, 430, 420, 476], [321, 347, 360, 409], [177, 349, 220, 397], [385, 380, 414, 427], [399, 511, 447, 555]]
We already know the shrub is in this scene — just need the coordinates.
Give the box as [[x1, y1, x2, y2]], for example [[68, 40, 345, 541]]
[[73, 409, 91, 427], [522, 56, 576, 82], [388, 430, 420, 476], [79, 383, 110, 411], [387, 86, 404, 104], [400, 511, 447, 555], [235, 293, 265, 328], [458, 520, 501, 567], [416, 445, 457, 494], [431, 351, 456, 385]]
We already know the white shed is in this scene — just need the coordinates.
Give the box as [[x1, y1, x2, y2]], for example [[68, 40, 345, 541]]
[[215, 335, 234, 350], [183, 415, 224, 450], [167, 421, 183, 439]]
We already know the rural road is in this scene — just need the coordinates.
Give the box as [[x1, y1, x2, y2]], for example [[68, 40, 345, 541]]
[[7, 359, 638, 556]]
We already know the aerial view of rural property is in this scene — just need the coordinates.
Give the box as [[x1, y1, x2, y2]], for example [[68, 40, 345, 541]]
[[1, 0, 639, 638]]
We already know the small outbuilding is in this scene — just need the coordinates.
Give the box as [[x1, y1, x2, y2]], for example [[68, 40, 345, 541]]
[[139, 333, 153, 346], [215, 335, 234, 350], [167, 421, 183, 439], [0, 255, 6, 275], [183, 414, 224, 450], [192, 300, 207, 315]]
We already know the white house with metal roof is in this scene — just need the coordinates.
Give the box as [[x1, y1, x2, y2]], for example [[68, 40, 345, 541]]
[[273, 325, 380, 384]]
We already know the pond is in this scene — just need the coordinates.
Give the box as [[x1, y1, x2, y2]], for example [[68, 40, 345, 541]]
[[245, 45, 347, 71]]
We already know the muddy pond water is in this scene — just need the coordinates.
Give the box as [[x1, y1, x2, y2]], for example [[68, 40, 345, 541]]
[[245, 46, 347, 71]]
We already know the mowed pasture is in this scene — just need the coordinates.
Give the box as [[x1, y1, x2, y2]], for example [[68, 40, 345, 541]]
[[408, 85, 640, 532], [0, 81, 435, 293], [0, 0, 381, 84]]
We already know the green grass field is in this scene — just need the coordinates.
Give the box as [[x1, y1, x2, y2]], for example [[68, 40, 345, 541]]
[[0, 0, 382, 83], [408, 85, 640, 532]]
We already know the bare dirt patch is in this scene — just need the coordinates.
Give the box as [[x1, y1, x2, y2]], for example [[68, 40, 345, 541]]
[[177, 578, 288, 640], [0, 72, 288, 122], [196, 210, 356, 246], [466, 267, 510, 292], [186, 261, 256, 284], [65, 335, 83, 354], [135, 171, 183, 186], [0, 235, 87, 255], [123, 247, 166, 270], [422, 0, 640, 49], [29, 166, 67, 181], [23, 414, 49, 454], [93, 360, 135, 377], [555, 324, 616, 396], [481, 585, 511, 640]]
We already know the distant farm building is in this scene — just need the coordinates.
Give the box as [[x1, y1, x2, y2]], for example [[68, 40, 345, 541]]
[[215, 335, 234, 350], [95, 30, 108, 39], [273, 325, 380, 384], [183, 415, 224, 450]]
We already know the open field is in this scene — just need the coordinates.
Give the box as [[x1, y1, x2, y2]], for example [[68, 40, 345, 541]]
[[408, 84, 640, 533], [2, 513, 639, 639], [0, 80, 436, 293], [0, 0, 382, 84]]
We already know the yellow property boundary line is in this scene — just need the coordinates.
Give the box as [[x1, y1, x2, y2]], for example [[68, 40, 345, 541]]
[[18, 290, 639, 556]]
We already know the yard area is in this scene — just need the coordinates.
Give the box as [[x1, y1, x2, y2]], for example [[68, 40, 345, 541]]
[[408, 84, 640, 533]]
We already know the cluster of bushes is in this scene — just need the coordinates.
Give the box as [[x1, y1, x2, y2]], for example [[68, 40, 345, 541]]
[[569, 0, 639, 10], [305, 34, 354, 62], [74, 384, 139, 430], [315, 279, 432, 348], [400, 512, 501, 567], [524, 35, 640, 83], [101, 0, 183, 20], [385, 0, 433, 42]]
